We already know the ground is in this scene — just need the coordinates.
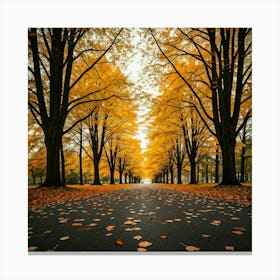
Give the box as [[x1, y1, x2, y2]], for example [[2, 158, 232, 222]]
[[28, 183, 251, 252]]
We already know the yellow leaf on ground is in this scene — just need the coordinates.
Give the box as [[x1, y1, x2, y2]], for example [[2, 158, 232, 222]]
[[106, 225, 116, 231], [59, 236, 70, 241], [185, 246, 200, 251], [71, 223, 83, 227], [232, 230, 244, 235], [174, 218, 182, 222], [225, 246, 234, 251], [138, 241, 152, 248], [137, 247, 147, 252], [88, 223, 97, 227], [201, 234, 211, 238], [160, 235, 168, 239], [133, 235, 143, 240], [115, 239, 124, 246], [28, 246, 38, 251]]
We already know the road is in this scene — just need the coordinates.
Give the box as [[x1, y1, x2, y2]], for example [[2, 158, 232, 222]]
[[28, 184, 252, 252]]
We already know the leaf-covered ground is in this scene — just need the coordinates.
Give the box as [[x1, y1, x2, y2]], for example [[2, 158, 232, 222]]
[[28, 184, 135, 211], [158, 183, 251, 205], [28, 184, 252, 252]]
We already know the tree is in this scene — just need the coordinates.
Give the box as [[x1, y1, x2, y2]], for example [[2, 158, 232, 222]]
[[28, 28, 122, 187], [149, 28, 252, 185]]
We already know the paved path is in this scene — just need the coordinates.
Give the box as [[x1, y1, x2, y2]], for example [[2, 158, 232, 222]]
[[28, 185, 251, 252]]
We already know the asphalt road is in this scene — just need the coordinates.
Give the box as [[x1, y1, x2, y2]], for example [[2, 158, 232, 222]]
[[28, 184, 252, 252]]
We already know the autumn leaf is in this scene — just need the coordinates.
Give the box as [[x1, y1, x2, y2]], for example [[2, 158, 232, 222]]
[[201, 234, 211, 238], [88, 223, 97, 227], [174, 218, 182, 222], [233, 226, 246, 232], [115, 238, 124, 246], [28, 246, 38, 251], [160, 235, 168, 239], [185, 246, 200, 251], [106, 225, 116, 231], [225, 246, 234, 251], [138, 241, 152, 248], [133, 235, 143, 240], [137, 247, 147, 252], [72, 222, 83, 227], [232, 230, 244, 235], [210, 220, 221, 226], [59, 236, 70, 241]]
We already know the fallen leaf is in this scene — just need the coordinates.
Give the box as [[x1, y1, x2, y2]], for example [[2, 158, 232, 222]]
[[231, 217, 240, 220], [225, 246, 234, 251], [233, 226, 246, 232], [137, 247, 147, 252], [133, 235, 143, 240], [138, 241, 152, 248], [115, 238, 124, 246], [160, 235, 168, 239], [210, 220, 221, 226], [232, 230, 244, 235], [124, 220, 135, 225], [106, 225, 116, 231], [93, 218, 101, 222], [174, 218, 182, 222], [201, 234, 211, 238], [185, 246, 200, 251], [72, 223, 83, 227], [59, 236, 70, 241], [43, 230, 52, 234], [28, 246, 38, 251], [88, 223, 97, 227], [106, 233, 113, 236]]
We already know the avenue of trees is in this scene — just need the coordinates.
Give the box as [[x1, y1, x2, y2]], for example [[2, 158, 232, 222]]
[[145, 28, 252, 185], [28, 28, 252, 187], [28, 28, 142, 186]]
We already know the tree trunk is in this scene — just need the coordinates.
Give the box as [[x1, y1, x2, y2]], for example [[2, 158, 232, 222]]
[[215, 148, 219, 183], [219, 137, 239, 185], [170, 168, 174, 184], [32, 176, 36, 185], [79, 125, 84, 185], [119, 171, 123, 184], [189, 155, 197, 184], [205, 161, 208, 183], [92, 157, 102, 185], [60, 141, 65, 186], [177, 164, 182, 184], [196, 163, 200, 183], [110, 167, 115, 184], [42, 136, 62, 187]]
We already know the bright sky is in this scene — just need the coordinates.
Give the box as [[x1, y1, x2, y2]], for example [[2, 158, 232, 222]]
[[119, 28, 160, 152]]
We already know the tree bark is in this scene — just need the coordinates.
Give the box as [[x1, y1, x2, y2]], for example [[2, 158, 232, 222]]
[[215, 147, 219, 183], [189, 154, 197, 184], [79, 124, 84, 185], [177, 164, 182, 184]]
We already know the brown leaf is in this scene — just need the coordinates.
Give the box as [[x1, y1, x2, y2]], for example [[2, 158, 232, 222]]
[[174, 218, 182, 222], [28, 246, 38, 251], [160, 235, 168, 239], [201, 234, 210, 238], [233, 226, 246, 232], [185, 246, 200, 251], [138, 241, 152, 248], [59, 236, 70, 241], [88, 223, 97, 227], [137, 247, 147, 252], [225, 246, 234, 251], [133, 235, 142, 240], [115, 238, 124, 246], [232, 230, 244, 235], [106, 225, 116, 231], [72, 222, 83, 227]]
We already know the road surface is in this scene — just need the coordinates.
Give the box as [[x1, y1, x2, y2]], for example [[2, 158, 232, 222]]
[[28, 184, 251, 252]]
